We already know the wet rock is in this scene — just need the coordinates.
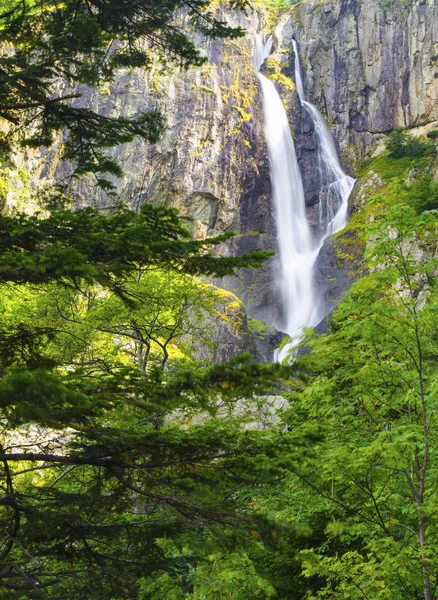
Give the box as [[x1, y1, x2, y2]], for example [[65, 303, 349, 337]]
[[314, 227, 366, 318], [252, 328, 285, 363]]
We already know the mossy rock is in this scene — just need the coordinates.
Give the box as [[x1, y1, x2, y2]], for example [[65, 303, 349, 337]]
[[248, 316, 275, 339]]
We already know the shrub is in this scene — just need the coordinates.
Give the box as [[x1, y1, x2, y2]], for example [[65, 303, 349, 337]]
[[407, 176, 438, 213], [386, 128, 434, 158], [427, 129, 438, 140]]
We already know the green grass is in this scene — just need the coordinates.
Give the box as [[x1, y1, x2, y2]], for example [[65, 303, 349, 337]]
[[357, 151, 430, 181]]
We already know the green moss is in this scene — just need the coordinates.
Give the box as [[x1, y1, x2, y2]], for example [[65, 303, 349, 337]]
[[0, 167, 35, 213], [266, 56, 296, 93], [406, 176, 438, 213], [220, 41, 259, 140], [357, 151, 429, 181], [199, 85, 216, 94], [248, 316, 275, 337], [349, 140, 438, 239], [251, 0, 304, 30], [230, 104, 252, 133], [331, 227, 367, 274], [191, 138, 213, 159]]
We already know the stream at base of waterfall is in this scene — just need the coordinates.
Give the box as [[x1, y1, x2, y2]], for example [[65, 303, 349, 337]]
[[254, 35, 355, 362]]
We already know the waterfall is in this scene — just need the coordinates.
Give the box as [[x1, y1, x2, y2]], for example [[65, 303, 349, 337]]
[[254, 36, 354, 362], [254, 35, 320, 361], [291, 40, 355, 240]]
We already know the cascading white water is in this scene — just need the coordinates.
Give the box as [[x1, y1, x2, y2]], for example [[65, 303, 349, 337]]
[[254, 36, 321, 361], [254, 36, 355, 362], [291, 40, 355, 240]]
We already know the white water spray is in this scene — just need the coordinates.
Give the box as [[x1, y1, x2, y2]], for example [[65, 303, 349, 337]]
[[254, 36, 320, 361], [291, 40, 355, 240], [254, 36, 354, 362]]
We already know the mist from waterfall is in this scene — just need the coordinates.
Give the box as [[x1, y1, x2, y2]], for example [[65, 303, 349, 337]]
[[254, 36, 320, 361], [291, 40, 355, 240]]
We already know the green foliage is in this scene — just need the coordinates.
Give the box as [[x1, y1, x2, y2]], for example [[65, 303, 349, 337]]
[[248, 316, 275, 337], [0, 3, 292, 594], [0, 0, 249, 188], [358, 151, 422, 181], [275, 201, 438, 599], [0, 203, 272, 288], [356, 133, 438, 216], [1, 158, 437, 600], [427, 129, 438, 140], [385, 127, 435, 159], [405, 175, 438, 212], [139, 543, 277, 599], [2, 5, 438, 596], [253, 0, 302, 7], [0, 202, 290, 598]]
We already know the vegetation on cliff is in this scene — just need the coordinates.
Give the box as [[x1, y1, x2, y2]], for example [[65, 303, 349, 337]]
[[1, 142, 437, 599], [0, 0, 438, 598], [280, 200, 438, 599], [0, 0, 250, 189]]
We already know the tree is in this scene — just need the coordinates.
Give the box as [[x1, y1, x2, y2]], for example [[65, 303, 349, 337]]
[[0, 0, 249, 187], [0, 1, 294, 595], [0, 202, 289, 598], [0, 203, 270, 286], [386, 128, 433, 159], [277, 199, 438, 599], [83, 271, 221, 370]]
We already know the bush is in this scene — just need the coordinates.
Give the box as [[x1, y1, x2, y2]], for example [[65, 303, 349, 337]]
[[407, 176, 438, 213], [427, 129, 438, 140], [386, 128, 434, 158]]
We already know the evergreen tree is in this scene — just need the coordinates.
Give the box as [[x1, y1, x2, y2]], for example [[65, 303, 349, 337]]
[[386, 128, 434, 159], [0, 0, 249, 187], [0, 1, 290, 595], [0, 204, 285, 598]]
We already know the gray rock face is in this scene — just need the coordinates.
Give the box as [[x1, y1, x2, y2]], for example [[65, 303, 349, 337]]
[[65, 16, 271, 236], [314, 227, 366, 319], [188, 289, 259, 363], [7, 0, 437, 360], [12, 0, 438, 223], [187, 288, 280, 363], [275, 0, 438, 171], [32, 7, 279, 325]]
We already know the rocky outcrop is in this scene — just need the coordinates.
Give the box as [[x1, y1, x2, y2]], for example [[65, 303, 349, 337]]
[[6, 6, 279, 324], [64, 20, 270, 238], [5, 0, 437, 355], [187, 288, 280, 363], [313, 224, 366, 320], [273, 0, 438, 175]]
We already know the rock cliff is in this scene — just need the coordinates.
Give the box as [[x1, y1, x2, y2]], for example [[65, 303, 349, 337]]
[[4, 0, 437, 352], [16, 6, 278, 325], [271, 0, 438, 207]]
